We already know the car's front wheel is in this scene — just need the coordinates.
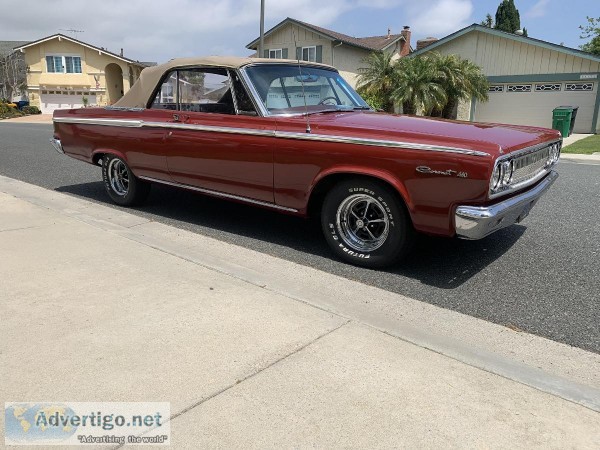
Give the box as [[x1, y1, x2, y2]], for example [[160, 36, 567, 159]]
[[321, 179, 414, 268], [102, 154, 150, 206]]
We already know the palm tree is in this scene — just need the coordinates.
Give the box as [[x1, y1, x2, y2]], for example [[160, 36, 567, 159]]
[[432, 53, 489, 119], [357, 52, 397, 113], [392, 56, 447, 115]]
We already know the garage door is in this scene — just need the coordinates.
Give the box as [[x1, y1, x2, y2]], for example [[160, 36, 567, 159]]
[[474, 81, 596, 133], [39, 91, 97, 114]]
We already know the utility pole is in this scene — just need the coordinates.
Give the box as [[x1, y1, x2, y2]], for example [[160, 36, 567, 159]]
[[259, 0, 265, 58]]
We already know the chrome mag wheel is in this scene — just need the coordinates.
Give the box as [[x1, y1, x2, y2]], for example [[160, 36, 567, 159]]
[[108, 158, 129, 196], [336, 194, 390, 252]]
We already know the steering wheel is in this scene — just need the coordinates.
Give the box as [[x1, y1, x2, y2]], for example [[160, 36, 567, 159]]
[[319, 96, 338, 106]]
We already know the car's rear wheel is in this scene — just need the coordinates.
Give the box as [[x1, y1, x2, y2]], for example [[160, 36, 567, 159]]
[[321, 179, 414, 268], [102, 154, 150, 206]]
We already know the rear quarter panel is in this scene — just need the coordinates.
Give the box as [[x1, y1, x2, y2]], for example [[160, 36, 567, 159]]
[[53, 108, 170, 180]]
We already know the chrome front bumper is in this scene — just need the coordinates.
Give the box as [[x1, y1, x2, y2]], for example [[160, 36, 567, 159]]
[[455, 170, 558, 240], [50, 137, 64, 154]]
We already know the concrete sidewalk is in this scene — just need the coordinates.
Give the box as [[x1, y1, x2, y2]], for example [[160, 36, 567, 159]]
[[1, 114, 52, 124], [1, 175, 599, 448]]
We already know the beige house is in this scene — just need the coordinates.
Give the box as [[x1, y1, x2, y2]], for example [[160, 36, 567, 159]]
[[411, 24, 600, 133], [14, 34, 147, 114], [247, 17, 411, 87]]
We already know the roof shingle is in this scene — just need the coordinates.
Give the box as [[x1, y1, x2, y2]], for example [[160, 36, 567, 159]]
[[247, 18, 404, 52]]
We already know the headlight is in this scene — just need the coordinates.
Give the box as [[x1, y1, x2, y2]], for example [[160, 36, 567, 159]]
[[547, 142, 561, 167], [552, 142, 561, 163], [490, 164, 502, 190], [501, 160, 513, 186]]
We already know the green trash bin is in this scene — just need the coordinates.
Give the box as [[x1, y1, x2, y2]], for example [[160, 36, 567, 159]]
[[552, 106, 577, 137]]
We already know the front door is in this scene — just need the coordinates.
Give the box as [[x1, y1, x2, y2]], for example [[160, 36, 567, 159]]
[[150, 67, 276, 203]]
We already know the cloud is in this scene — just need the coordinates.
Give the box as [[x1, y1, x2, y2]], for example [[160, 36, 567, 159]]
[[408, 0, 473, 37], [525, 0, 550, 19], [2, 0, 403, 62], [1, 0, 473, 63]]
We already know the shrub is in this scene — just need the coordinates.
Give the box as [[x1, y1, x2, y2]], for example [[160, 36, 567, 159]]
[[22, 105, 41, 115], [0, 103, 24, 118]]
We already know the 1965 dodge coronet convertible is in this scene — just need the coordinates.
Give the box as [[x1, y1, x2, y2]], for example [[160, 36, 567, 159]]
[[51, 56, 561, 268]]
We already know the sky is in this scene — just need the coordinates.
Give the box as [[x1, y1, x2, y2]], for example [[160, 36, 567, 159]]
[[0, 0, 597, 64]]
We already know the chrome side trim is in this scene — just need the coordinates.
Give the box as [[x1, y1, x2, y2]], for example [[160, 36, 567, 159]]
[[273, 131, 490, 156], [455, 170, 558, 240], [49, 137, 64, 154], [138, 176, 298, 213], [53, 117, 143, 127], [143, 121, 275, 137], [53, 116, 490, 156], [104, 106, 146, 111]]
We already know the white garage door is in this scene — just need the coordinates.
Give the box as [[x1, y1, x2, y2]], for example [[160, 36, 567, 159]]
[[39, 91, 97, 114], [474, 81, 596, 134]]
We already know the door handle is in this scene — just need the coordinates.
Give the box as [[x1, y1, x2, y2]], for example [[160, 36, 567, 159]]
[[172, 114, 189, 123]]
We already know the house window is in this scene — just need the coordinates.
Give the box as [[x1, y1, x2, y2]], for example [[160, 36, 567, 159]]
[[489, 85, 504, 92], [535, 84, 561, 92], [507, 84, 532, 92], [65, 56, 82, 73], [565, 83, 593, 91], [46, 56, 63, 73], [269, 49, 282, 59], [160, 80, 175, 103], [301, 46, 316, 62], [46, 55, 82, 73]]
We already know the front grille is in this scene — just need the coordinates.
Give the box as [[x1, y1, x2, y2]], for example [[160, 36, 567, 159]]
[[511, 145, 551, 186]]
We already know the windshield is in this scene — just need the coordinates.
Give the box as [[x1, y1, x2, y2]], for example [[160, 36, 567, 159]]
[[243, 64, 370, 116]]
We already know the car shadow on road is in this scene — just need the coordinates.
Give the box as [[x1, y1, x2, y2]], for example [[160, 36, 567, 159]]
[[56, 181, 525, 289]]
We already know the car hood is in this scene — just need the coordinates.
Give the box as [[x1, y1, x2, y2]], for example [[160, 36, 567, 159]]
[[278, 111, 561, 158]]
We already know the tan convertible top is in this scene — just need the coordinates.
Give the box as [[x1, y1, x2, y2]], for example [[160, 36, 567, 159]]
[[113, 56, 335, 108]]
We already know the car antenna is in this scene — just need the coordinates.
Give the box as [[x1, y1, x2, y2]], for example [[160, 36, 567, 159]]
[[293, 30, 311, 133]]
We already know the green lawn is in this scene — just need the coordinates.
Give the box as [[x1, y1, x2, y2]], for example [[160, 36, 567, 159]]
[[562, 135, 600, 155]]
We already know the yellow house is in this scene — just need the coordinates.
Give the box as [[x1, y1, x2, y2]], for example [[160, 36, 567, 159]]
[[14, 34, 148, 113]]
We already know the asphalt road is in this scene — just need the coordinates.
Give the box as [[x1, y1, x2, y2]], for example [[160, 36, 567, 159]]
[[1, 122, 599, 353]]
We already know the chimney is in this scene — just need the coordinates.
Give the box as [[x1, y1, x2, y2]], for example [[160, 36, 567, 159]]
[[416, 37, 438, 50], [399, 25, 411, 57], [387, 27, 391, 39], [120, 48, 123, 57]]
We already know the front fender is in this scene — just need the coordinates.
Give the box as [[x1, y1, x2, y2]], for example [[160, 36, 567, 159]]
[[309, 165, 416, 215]]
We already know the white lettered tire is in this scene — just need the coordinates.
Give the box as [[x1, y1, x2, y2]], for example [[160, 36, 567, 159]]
[[321, 179, 414, 268], [101, 154, 150, 206]]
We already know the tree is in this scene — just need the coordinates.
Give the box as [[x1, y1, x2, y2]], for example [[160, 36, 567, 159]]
[[432, 53, 489, 119], [494, 0, 521, 34], [357, 52, 489, 118], [579, 16, 600, 56], [0, 51, 26, 101], [392, 55, 446, 115], [357, 52, 397, 113], [481, 14, 494, 28]]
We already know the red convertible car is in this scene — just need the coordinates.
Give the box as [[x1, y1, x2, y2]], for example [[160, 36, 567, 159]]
[[51, 56, 561, 268]]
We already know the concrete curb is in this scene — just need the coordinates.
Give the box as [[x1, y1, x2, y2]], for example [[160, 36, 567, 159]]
[[1, 174, 600, 414]]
